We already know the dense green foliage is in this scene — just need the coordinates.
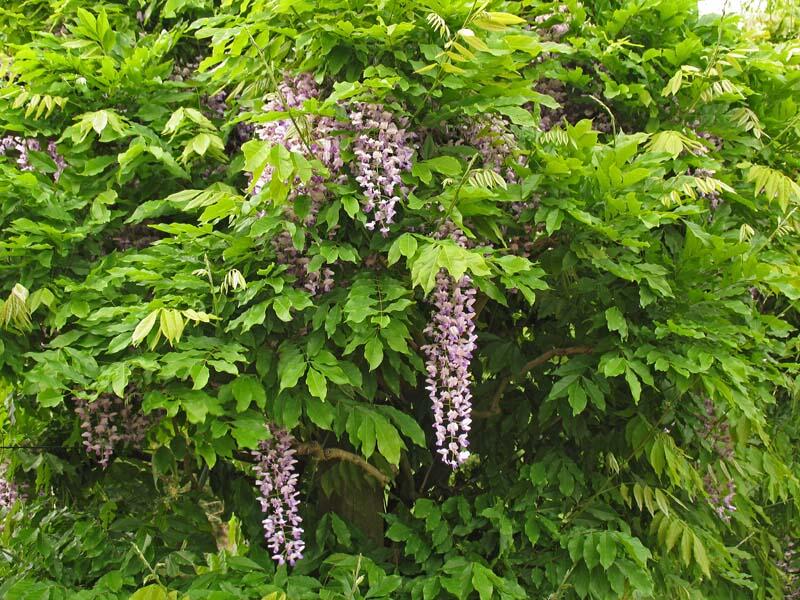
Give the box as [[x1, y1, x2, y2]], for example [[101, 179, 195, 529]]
[[1, 0, 799, 598]]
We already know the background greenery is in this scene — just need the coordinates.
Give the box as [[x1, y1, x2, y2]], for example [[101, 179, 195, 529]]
[[1, 0, 799, 598]]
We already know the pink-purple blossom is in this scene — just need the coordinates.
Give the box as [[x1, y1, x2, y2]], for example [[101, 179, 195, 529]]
[[253, 73, 343, 212], [455, 116, 520, 182], [272, 230, 334, 296], [704, 473, 736, 521], [349, 104, 414, 236], [252, 425, 305, 565], [0, 471, 18, 511], [74, 393, 151, 468], [422, 224, 478, 468], [0, 135, 65, 181]]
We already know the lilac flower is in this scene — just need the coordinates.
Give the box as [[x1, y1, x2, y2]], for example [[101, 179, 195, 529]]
[[453, 116, 521, 182], [689, 168, 723, 211], [74, 392, 153, 468], [272, 230, 334, 296], [252, 74, 343, 294], [704, 473, 736, 521], [0, 471, 18, 511], [47, 141, 66, 181], [699, 398, 733, 460], [0, 135, 34, 172], [422, 224, 478, 468], [0, 135, 66, 181], [253, 73, 343, 211], [778, 539, 800, 599], [349, 104, 414, 236], [252, 425, 305, 566]]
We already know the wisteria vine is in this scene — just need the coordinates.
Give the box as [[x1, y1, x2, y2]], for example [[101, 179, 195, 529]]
[[0, 470, 18, 512], [0, 135, 66, 181], [74, 393, 152, 468], [349, 104, 414, 235], [252, 425, 305, 566], [422, 224, 478, 469]]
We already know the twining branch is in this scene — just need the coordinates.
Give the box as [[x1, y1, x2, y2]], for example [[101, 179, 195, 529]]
[[295, 441, 392, 487], [474, 345, 594, 418], [1, 441, 392, 487]]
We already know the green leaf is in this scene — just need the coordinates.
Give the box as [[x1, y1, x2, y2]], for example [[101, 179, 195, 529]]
[[524, 515, 540, 546], [129, 585, 168, 600], [597, 534, 617, 570], [624, 367, 642, 403], [131, 309, 159, 346], [190, 364, 209, 391], [278, 344, 307, 391], [424, 156, 463, 177], [692, 533, 711, 577], [231, 414, 268, 449], [273, 296, 293, 322], [680, 528, 693, 566], [410, 243, 442, 293], [602, 356, 626, 377], [374, 415, 402, 465], [232, 376, 266, 411], [365, 337, 384, 371], [605, 306, 628, 340], [471, 564, 494, 600], [387, 233, 418, 266], [568, 382, 588, 415], [306, 367, 328, 401], [305, 395, 335, 429]]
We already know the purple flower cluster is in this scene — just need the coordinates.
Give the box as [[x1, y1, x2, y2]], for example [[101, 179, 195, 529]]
[[422, 224, 478, 468], [252, 425, 304, 566], [689, 121, 723, 152], [699, 399, 736, 520], [74, 393, 151, 468], [349, 104, 414, 235], [454, 116, 520, 182], [690, 168, 723, 211], [778, 539, 800, 599], [704, 473, 736, 521], [700, 398, 734, 460], [253, 73, 343, 214], [0, 471, 18, 511], [0, 135, 66, 181], [534, 4, 571, 40], [272, 230, 334, 296]]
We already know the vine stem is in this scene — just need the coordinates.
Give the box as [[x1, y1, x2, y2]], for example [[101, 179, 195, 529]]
[[474, 345, 594, 418], [1, 442, 392, 487], [295, 442, 392, 487]]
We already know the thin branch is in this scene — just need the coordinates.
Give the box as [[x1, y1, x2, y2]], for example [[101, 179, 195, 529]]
[[474, 345, 594, 418], [2, 442, 393, 487], [295, 441, 391, 487]]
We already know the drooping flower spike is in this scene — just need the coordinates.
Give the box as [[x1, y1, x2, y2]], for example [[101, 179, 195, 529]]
[[252, 425, 305, 565], [422, 223, 478, 469]]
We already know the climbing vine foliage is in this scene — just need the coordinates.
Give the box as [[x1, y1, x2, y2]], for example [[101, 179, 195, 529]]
[[1, 0, 800, 598]]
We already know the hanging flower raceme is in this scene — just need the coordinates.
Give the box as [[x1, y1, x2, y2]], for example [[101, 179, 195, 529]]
[[252, 73, 343, 296], [422, 224, 478, 469], [0, 135, 66, 181], [252, 72, 343, 212], [348, 104, 414, 236], [699, 398, 737, 520], [0, 471, 19, 511], [704, 473, 737, 521], [252, 425, 305, 566], [455, 116, 520, 182], [74, 392, 152, 468], [272, 230, 334, 296]]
